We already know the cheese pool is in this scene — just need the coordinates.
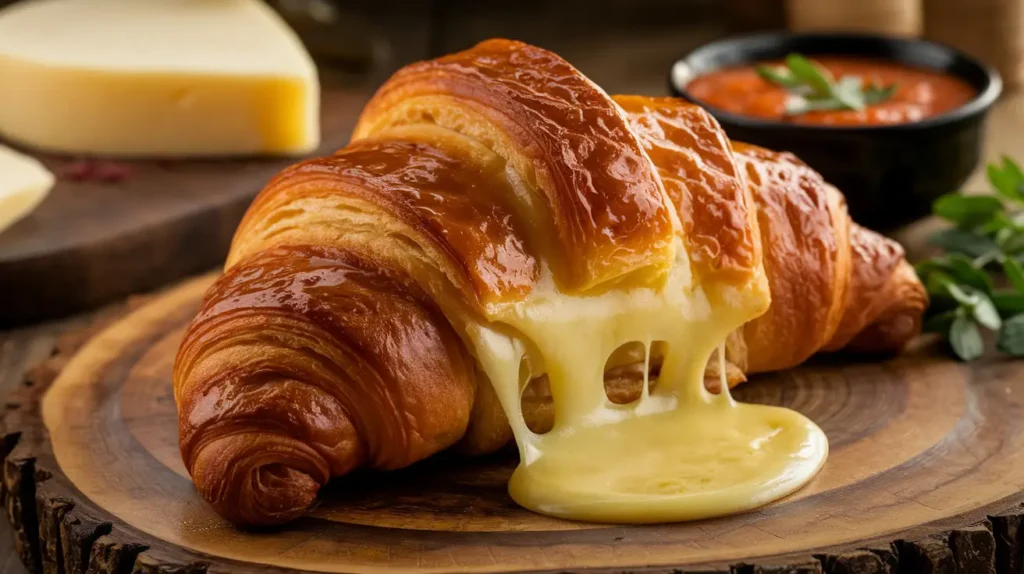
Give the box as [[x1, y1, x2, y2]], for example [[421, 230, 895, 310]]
[[468, 261, 829, 523]]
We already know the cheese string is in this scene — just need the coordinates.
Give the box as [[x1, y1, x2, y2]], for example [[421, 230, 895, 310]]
[[718, 342, 735, 406], [642, 337, 651, 401]]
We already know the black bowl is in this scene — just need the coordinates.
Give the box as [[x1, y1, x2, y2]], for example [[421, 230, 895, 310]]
[[668, 32, 1002, 230]]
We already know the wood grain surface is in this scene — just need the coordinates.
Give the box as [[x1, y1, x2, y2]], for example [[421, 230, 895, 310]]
[[0, 88, 369, 328], [1, 274, 1023, 574]]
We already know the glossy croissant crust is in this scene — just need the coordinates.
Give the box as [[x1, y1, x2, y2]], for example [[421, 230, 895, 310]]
[[174, 39, 928, 527]]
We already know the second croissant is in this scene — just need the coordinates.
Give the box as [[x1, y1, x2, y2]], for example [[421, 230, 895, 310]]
[[173, 39, 927, 527]]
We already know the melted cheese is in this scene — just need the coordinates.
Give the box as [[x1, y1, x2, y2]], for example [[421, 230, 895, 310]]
[[468, 243, 828, 523]]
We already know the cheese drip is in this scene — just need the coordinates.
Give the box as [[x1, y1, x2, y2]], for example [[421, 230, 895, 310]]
[[468, 251, 828, 523]]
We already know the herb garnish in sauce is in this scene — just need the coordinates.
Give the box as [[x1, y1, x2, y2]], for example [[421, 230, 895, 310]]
[[756, 53, 899, 116]]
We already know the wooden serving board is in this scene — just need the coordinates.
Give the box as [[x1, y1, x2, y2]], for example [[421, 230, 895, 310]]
[[0, 88, 368, 328], [4, 275, 1024, 574]]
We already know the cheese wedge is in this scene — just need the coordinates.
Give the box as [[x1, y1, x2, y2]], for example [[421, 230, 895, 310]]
[[0, 0, 319, 157], [0, 145, 54, 235]]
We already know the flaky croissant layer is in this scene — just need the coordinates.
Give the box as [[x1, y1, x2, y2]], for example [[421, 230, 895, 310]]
[[173, 39, 927, 527]]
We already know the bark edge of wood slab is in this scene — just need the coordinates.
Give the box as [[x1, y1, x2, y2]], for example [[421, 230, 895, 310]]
[[0, 88, 367, 329], [2, 276, 1024, 574]]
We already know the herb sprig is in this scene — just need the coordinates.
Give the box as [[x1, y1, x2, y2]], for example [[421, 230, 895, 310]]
[[755, 53, 899, 116], [916, 157, 1024, 360]]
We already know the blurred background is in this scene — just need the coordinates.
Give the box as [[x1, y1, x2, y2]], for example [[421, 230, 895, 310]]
[[0, 0, 988, 96], [219, 0, 1022, 95]]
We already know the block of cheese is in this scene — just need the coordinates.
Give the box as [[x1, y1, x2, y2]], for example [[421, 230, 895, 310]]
[[0, 0, 319, 158], [0, 145, 54, 235]]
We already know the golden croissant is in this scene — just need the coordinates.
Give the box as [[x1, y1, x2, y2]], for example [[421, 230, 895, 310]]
[[173, 39, 927, 526]]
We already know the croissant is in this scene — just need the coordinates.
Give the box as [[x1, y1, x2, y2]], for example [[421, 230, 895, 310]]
[[173, 39, 927, 527]]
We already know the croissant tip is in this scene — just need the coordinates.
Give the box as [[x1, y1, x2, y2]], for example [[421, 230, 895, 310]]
[[200, 463, 321, 528], [188, 435, 327, 528]]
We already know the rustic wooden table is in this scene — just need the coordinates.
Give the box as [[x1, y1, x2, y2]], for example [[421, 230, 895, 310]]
[[1, 53, 1022, 574], [0, 315, 89, 573]]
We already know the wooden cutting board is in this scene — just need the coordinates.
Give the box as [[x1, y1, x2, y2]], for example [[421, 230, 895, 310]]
[[2, 274, 1023, 574], [0, 88, 369, 328]]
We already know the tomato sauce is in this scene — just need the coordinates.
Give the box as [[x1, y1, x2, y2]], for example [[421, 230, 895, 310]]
[[686, 57, 977, 126]]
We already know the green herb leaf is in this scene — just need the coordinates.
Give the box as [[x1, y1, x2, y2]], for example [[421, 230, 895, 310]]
[[944, 254, 994, 293], [980, 211, 1014, 235], [1004, 257, 1024, 292], [832, 76, 866, 111], [922, 269, 955, 297], [929, 227, 1001, 259], [987, 157, 1024, 201], [973, 292, 1003, 330], [949, 313, 984, 360], [917, 254, 993, 293], [755, 65, 802, 90], [987, 164, 1015, 199], [998, 314, 1024, 355], [1005, 158, 1024, 199], [946, 282, 979, 306], [923, 310, 958, 334], [914, 259, 943, 277], [864, 82, 899, 105], [993, 290, 1024, 315], [784, 53, 834, 98], [996, 226, 1016, 248], [933, 194, 1004, 228], [944, 283, 1001, 329], [1000, 232, 1024, 255]]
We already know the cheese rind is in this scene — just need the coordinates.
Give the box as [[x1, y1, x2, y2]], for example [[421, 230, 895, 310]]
[[0, 145, 54, 235], [0, 0, 319, 157]]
